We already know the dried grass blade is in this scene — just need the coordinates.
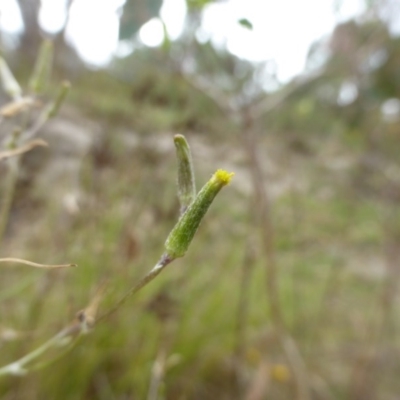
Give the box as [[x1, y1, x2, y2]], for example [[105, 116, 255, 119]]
[[0, 139, 48, 161], [0, 258, 77, 269]]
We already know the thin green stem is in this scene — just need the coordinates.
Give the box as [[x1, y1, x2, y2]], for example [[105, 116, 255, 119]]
[[97, 254, 173, 322], [0, 325, 78, 376]]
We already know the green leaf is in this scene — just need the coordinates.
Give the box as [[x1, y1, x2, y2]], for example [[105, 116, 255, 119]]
[[186, 0, 214, 10], [238, 18, 253, 30]]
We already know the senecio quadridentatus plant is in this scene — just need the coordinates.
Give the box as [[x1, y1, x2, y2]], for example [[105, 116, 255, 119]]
[[0, 40, 234, 376]]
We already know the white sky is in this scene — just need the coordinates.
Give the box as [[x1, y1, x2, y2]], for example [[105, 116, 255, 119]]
[[0, 0, 368, 82]]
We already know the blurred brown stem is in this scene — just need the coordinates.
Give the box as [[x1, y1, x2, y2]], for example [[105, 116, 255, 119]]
[[235, 237, 256, 393], [0, 157, 19, 243], [147, 347, 167, 400], [348, 214, 400, 400], [241, 109, 311, 400], [183, 69, 313, 399], [241, 120, 281, 327], [147, 321, 175, 400]]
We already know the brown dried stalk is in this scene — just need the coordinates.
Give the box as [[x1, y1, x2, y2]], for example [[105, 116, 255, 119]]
[[0, 139, 48, 161], [0, 257, 76, 269]]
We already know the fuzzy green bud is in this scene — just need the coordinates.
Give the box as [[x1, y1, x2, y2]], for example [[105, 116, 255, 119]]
[[29, 39, 53, 94], [165, 169, 234, 259], [0, 57, 22, 100], [47, 81, 70, 118], [174, 134, 196, 213]]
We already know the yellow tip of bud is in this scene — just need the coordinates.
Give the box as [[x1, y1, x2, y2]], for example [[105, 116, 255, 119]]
[[214, 169, 234, 185], [164, 168, 234, 259]]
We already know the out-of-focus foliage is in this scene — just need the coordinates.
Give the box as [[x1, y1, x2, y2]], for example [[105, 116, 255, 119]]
[[118, 0, 220, 41], [186, 0, 216, 10], [119, 0, 163, 40], [238, 18, 253, 30], [268, 19, 400, 141], [102, 36, 276, 133]]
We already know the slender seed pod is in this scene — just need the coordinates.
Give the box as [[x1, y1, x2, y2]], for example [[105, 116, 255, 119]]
[[165, 169, 234, 259], [174, 134, 196, 213]]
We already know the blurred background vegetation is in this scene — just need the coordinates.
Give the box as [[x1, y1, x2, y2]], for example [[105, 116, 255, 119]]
[[1, 0, 400, 399]]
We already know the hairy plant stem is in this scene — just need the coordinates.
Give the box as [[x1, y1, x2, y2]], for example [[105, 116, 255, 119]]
[[98, 254, 173, 322]]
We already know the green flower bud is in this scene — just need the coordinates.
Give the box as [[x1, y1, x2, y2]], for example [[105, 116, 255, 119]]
[[29, 39, 53, 94], [0, 58, 22, 100], [165, 169, 234, 259], [174, 134, 196, 213]]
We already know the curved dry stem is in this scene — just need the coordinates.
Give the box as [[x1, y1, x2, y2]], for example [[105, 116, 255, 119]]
[[0, 139, 48, 161], [0, 258, 77, 269], [0, 97, 38, 118]]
